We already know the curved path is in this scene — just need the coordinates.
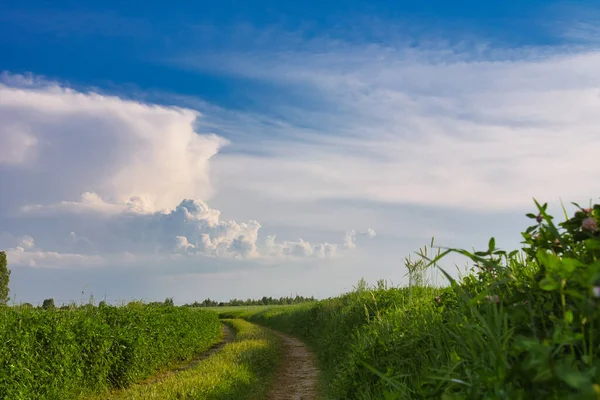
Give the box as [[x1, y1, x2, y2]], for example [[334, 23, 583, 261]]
[[267, 330, 320, 400]]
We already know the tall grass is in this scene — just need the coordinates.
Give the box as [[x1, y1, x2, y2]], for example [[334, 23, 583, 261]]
[[224, 199, 600, 399], [89, 319, 280, 400], [0, 304, 221, 399]]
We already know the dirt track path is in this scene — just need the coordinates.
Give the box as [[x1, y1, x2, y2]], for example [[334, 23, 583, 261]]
[[267, 331, 320, 400]]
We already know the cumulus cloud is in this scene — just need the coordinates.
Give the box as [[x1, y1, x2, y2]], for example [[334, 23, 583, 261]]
[[0, 77, 375, 268], [0, 233, 103, 268], [0, 75, 375, 268], [5, 197, 373, 266], [343, 229, 377, 250], [0, 77, 228, 214], [265, 236, 336, 259], [0, 233, 35, 251]]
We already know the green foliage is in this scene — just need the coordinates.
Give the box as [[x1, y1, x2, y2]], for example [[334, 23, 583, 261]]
[[184, 294, 316, 307], [0, 304, 221, 399], [163, 297, 174, 307], [221, 285, 452, 399], [227, 198, 600, 399], [91, 319, 281, 400], [0, 251, 10, 305], [41, 298, 55, 310]]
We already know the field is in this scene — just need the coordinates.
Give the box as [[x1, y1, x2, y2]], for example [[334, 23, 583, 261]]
[[87, 319, 280, 400], [1, 200, 600, 399], [0, 303, 221, 399], [222, 201, 600, 399]]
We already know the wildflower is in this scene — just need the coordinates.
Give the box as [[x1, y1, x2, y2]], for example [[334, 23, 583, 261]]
[[536, 214, 543, 223], [593, 287, 600, 299], [582, 217, 598, 232]]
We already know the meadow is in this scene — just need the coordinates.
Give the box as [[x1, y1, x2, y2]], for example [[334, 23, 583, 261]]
[[87, 319, 280, 400], [223, 200, 600, 399], [1, 198, 599, 399], [0, 303, 221, 399]]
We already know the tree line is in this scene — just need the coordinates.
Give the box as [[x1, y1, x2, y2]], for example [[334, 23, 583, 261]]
[[0, 252, 316, 309], [183, 295, 316, 307]]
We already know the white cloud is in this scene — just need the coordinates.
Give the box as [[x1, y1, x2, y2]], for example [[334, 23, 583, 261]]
[[343, 229, 377, 250], [17, 197, 364, 261], [22, 192, 126, 215], [6, 248, 104, 268], [184, 44, 600, 212], [0, 76, 374, 269], [265, 236, 337, 259], [0, 78, 228, 213], [0, 233, 35, 250], [1, 234, 104, 268]]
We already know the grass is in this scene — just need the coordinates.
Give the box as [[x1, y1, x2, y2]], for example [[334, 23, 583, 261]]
[[2, 198, 599, 399], [0, 303, 221, 399], [222, 200, 600, 399], [221, 286, 450, 399], [87, 319, 281, 400]]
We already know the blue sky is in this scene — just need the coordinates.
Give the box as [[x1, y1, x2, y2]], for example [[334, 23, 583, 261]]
[[1, 0, 594, 109], [1, 0, 599, 304]]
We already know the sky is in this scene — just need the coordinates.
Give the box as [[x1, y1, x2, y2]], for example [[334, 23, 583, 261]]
[[1, 0, 600, 305]]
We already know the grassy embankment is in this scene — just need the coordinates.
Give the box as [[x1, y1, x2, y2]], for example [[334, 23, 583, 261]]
[[223, 200, 600, 399], [88, 319, 280, 400], [0, 304, 221, 399]]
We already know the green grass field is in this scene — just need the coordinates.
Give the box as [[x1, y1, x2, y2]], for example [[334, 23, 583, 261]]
[[0, 304, 221, 399], [1, 199, 600, 399], [222, 201, 600, 399], [87, 319, 280, 400]]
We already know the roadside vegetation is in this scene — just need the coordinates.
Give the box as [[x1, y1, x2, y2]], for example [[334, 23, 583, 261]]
[[0, 300, 221, 399], [223, 199, 600, 399], [89, 319, 280, 400], [2, 198, 599, 399]]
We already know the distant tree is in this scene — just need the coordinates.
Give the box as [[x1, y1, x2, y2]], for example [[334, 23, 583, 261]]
[[163, 297, 174, 307], [185, 295, 316, 308], [42, 298, 55, 310], [0, 251, 10, 305]]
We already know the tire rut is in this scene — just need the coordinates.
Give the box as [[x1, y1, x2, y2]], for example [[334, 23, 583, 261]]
[[140, 323, 234, 385]]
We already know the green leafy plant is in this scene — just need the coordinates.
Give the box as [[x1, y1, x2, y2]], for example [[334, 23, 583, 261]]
[[0, 251, 10, 306]]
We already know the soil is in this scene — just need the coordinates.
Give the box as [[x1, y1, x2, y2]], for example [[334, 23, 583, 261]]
[[267, 331, 320, 400]]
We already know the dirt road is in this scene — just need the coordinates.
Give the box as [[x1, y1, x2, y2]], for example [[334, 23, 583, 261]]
[[267, 331, 320, 400]]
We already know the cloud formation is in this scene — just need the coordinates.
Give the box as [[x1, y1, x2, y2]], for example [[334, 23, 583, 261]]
[[0, 76, 374, 267], [0, 78, 227, 213], [183, 42, 600, 212]]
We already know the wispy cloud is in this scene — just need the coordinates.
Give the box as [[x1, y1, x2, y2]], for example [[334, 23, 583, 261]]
[[172, 38, 600, 212]]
